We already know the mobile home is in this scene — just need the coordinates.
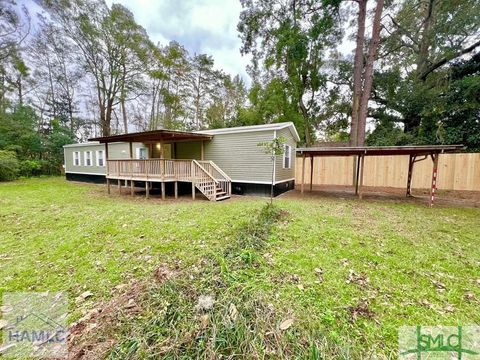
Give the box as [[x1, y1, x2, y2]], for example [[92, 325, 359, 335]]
[[63, 122, 300, 200]]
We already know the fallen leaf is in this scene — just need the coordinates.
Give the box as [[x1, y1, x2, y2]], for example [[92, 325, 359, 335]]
[[297, 284, 304, 291], [76, 291, 93, 303], [341, 258, 349, 267], [279, 318, 294, 330], [114, 283, 128, 291], [419, 299, 433, 308], [314, 268, 323, 274], [200, 314, 209, 329], [0, 320, 8, 329], [465, 292, 475, 301], [445, 304, 455, 313], [228, 303, 238, 322], [124, 299, 136, 309]]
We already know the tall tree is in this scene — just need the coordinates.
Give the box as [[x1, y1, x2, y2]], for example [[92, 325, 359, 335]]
[[349, 0, 385, 146], [238, 0, 342, 145], [40, 0, 151, 136]]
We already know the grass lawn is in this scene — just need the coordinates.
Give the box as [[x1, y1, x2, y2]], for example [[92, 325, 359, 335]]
[[1, 177, 479, 358]]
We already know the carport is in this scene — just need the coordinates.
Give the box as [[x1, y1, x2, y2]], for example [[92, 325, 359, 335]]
[[297, 145, 463, 206]]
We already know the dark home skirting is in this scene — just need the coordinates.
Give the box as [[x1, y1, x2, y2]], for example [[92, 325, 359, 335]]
[[66, 172, 106, 184], [66, 173, 294, 197], [232, 180, 294, 197]]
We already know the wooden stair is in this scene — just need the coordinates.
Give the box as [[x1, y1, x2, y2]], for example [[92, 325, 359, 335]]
[[192, 160, 231, 201]]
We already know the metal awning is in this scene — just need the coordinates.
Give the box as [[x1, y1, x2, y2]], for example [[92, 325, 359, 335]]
[[296, 145, 463, 157], [89, 129, 212, 143], [296, 144, 464, 206]]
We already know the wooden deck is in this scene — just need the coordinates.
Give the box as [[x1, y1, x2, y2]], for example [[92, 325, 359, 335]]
[[106, 159, 231, 201]]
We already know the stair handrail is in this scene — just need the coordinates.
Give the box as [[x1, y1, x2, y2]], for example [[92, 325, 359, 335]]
[[208, 161, 232, 181], [192, 160, 219, 184]]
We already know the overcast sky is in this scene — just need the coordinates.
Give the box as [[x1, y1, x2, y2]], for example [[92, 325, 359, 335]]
[[105, 0, 251, 82]]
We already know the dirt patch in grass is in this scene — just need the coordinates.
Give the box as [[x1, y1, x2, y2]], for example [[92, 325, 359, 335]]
[[67, 204, 347, 359], [68, 263, 179, 359], [285, 185, 480, 208]]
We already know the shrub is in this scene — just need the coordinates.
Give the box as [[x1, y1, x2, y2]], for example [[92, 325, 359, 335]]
[[19, 159, 42, 177], [0, 150, 20, 181]]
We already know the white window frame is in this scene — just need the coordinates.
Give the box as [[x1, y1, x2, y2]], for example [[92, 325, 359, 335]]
[[283, 144, 292, 169], [73, 151, 81, 166], [135, 147, 148, 159], [84, 151, 92, 166], [96, 150, 104, 167]]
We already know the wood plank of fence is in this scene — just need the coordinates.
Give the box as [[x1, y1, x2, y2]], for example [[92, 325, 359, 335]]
[[295, 153, 480, 191]]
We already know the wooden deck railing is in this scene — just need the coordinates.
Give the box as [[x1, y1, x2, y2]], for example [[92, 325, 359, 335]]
[[107, 159, 232, 201], [107, 159, 193, 180]]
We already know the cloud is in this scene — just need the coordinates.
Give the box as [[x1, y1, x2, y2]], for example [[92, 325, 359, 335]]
[[106, 0, 251, 83]]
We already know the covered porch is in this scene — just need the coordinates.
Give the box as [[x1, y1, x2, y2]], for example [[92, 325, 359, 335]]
[[89, 130, 231, 201]]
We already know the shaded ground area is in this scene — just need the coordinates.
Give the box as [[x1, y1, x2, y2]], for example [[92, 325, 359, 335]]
[[290, 184, 480, 208], [1, 177, 479, 358]]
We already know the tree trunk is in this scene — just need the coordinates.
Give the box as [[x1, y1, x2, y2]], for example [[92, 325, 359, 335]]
[[104, 99, 114, 137], [416, 0, 435, 79], [357, 0, 384, 146], [350, 0, 367, 146], [121, 97, 128, 134], [299, 96, 311, 146]]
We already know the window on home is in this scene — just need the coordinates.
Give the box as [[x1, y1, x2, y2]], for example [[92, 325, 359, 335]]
[[283, 144, 291, 169], [85, 151, 92, 166], [96, 150, 104, 166], [137, 147, 147, 159], [73, 151, 80, 166]]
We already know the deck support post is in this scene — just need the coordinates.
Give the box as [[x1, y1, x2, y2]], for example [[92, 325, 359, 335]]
[[145, 181, 149, 199], [130, 180, 134, 196], [129, 141, 133, 159], [429, 153, 439, 207], [118, 179, 121, 194], [301, 154, 306, 194], [174, 181, 178, 199], [406, 155, 415, 197], [161, 182, 166, 200], [192, 183, 195, 200], [309, 155, 314, 191], [358, 154, 365, 199], [107, 178, 110, 194]]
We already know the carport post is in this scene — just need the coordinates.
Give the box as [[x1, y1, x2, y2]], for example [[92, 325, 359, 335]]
[[174, 181, 178, 199], [161, 182, 166, 200], [145, 181, 149, 199], [309, 155, 314, 191], [406, 155, 414, 197], [301, 153, 306, 194], [358, 155, 365, 199], [429, 153, 439, 207], [355, 155, 361, 195]]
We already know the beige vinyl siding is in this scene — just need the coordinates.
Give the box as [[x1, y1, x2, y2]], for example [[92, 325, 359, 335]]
[[203, 130, 275, 183], [64, 142, 146, 174], [275, 127, 296, 183], [64, 144, 106, 175], [176, 141, 202, 160], [108, 142, 146, 159]]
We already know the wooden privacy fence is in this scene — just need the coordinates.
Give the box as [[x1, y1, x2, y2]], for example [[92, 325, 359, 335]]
[[295, 153, 480, 191]]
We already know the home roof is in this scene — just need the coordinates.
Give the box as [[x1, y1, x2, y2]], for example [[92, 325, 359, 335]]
[[89, 129, 212, 143], [197, 122, 301, 142], [63, 141, 101, 148], [296, 145, 464, 156]]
